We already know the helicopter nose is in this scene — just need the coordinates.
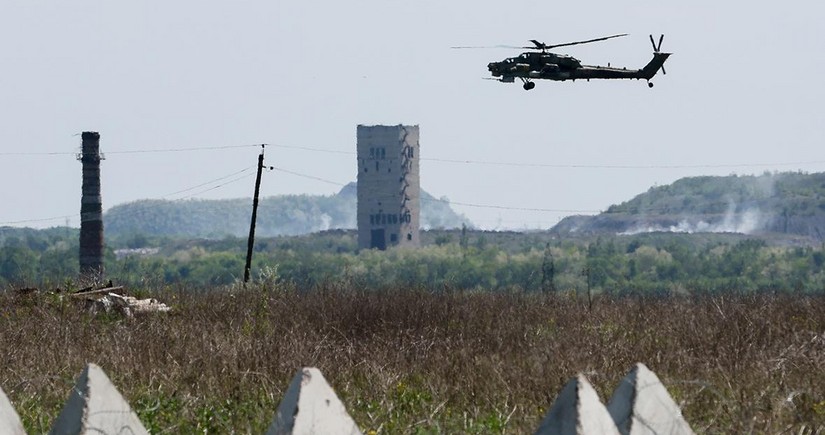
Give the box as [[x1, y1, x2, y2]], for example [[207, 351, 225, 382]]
[[487, 62, 498, 72]]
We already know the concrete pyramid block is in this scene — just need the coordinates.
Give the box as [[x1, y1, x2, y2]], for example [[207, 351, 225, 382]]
[[607, 363, 694, 435], [48, 363, 149, 435], [534, 374, 620, 435], [0, 386, 26, 435], [266, 367, 362, 435]]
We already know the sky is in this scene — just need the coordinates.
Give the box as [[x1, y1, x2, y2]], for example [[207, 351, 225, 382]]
[[1, 1, 824, 231]]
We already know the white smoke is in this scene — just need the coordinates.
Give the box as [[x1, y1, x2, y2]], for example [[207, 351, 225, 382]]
[[620, 202, 764, 236], [318, 213, 332, 231]]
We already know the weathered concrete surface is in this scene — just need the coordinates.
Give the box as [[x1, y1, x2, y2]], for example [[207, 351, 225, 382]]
[[607, 363, 694, 435], [0, 386, 26, 435], [266, 367, 362, 435], [48, 363, 148, 435], [534, 374, 620, 435], [356, 124, 421, 250]]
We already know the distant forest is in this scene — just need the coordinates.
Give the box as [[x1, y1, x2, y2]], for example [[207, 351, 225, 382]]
[[1, 226, 824, 294], [104, 182, 470, 238], [3, 171, 825, 294]]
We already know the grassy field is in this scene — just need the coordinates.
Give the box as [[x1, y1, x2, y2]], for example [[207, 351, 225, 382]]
[[1, 285, 823, 433]]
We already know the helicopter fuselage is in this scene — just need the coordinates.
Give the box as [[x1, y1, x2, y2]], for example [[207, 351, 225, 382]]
[[486, 33, 671, 90], [456, 34, 671, 90], [488, 51, 670, 86]]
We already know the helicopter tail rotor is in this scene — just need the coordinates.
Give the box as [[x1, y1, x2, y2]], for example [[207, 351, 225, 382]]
[[649, 34, 666, 74]]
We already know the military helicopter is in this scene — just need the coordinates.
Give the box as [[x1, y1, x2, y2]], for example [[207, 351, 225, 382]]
[[457, 34, 671, 90]]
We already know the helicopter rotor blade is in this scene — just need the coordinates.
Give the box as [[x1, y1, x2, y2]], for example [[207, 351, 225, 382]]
[[543, 33, 628, 50], [650, 34, 665, 53], [450, 45, 522, 49], [660, 34, 666, 74], [516, 40, 547, 50], [649, 34, 666, 73]]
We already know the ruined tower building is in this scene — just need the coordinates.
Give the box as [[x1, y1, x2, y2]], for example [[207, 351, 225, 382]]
[[78, 131, 104, 276], [357, 125, 420, 250]]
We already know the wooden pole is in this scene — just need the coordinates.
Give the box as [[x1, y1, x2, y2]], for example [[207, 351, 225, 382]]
[[244, 145, 266, 284]]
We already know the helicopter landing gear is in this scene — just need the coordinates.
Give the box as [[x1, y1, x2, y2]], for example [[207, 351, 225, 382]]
[[647, 81, 654, 88], [519, 77, 535, 90]]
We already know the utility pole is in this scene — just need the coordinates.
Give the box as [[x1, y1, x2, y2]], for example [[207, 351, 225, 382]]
[[244, 145, 266, 284]]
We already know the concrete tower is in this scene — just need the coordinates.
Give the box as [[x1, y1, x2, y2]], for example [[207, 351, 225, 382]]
[[77, 131, 104, 277], [357, 125, 420, 250]]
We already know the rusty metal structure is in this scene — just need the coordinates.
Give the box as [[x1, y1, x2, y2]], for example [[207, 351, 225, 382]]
[[356, 125, 420, 250], [77, 131, 105, 277]]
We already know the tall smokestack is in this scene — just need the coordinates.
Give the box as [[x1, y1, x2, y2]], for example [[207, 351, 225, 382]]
[[78, 131, 104, 277]]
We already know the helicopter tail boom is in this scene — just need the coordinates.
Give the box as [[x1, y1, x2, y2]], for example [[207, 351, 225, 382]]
[[641, 52, 671, 80]]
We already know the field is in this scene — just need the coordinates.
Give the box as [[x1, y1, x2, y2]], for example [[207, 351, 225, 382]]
[[1, 285, 823, 433]]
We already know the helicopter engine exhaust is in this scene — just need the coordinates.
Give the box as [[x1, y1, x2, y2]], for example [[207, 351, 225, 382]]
[[470, 33, 672, 89]]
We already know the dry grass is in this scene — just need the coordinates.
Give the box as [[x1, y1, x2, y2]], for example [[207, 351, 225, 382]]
[[1, 285, 823, 433]]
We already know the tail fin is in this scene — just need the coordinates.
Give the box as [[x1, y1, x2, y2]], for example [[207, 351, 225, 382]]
[[642, 52, 671, 79]]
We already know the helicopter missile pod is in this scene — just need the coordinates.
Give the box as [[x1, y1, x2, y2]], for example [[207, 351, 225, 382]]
[[455, 34, 671, 91]]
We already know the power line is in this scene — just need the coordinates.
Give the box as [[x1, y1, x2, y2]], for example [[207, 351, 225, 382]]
[[268, 143, 353, 155], [1, 167, 256, 225], [172, 173, 257, 200], [0, 143, 261, 156], [106, 144, 261, 154], [270, 165, 603, 213], [0, 151, 76, 156], [420, 157, 825, 170], [252, 142, 825, 170], [162, 166, 255, 198], [269, 165, 775, 216], [3, 139, 822, 170], [271, 166, 348, 186], [442, 200, 599, 213], [0, 214, 74, 226]]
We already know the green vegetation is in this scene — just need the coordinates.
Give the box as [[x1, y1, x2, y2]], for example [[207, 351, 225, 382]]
[[1, 288, 822, 433], [2, 226, 825, 295], [3, 172, 824, 433], [105, 182, 470, 239], [556, 171, 825, 239]]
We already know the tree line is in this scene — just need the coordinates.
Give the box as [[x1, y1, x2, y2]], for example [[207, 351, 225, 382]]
[[1, 227, 824, 294]]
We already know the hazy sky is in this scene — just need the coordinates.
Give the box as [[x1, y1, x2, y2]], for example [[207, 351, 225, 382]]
[[2, 1, 823, 230]]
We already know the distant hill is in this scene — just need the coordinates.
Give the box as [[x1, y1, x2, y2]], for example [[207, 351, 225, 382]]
[[552, 172, 825, 241], [105, 183, 471, 238]]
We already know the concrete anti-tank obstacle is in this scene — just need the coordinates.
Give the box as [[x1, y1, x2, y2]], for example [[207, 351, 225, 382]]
[[48, 363, 149, 435], [607, 363, 695, 435], [266, 367, 362, 435], [0, 386, 26, 435], [534, 374, 620, 435]]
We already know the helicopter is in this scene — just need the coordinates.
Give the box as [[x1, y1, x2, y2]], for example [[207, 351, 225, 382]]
[[458, 34, 671, 90]]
